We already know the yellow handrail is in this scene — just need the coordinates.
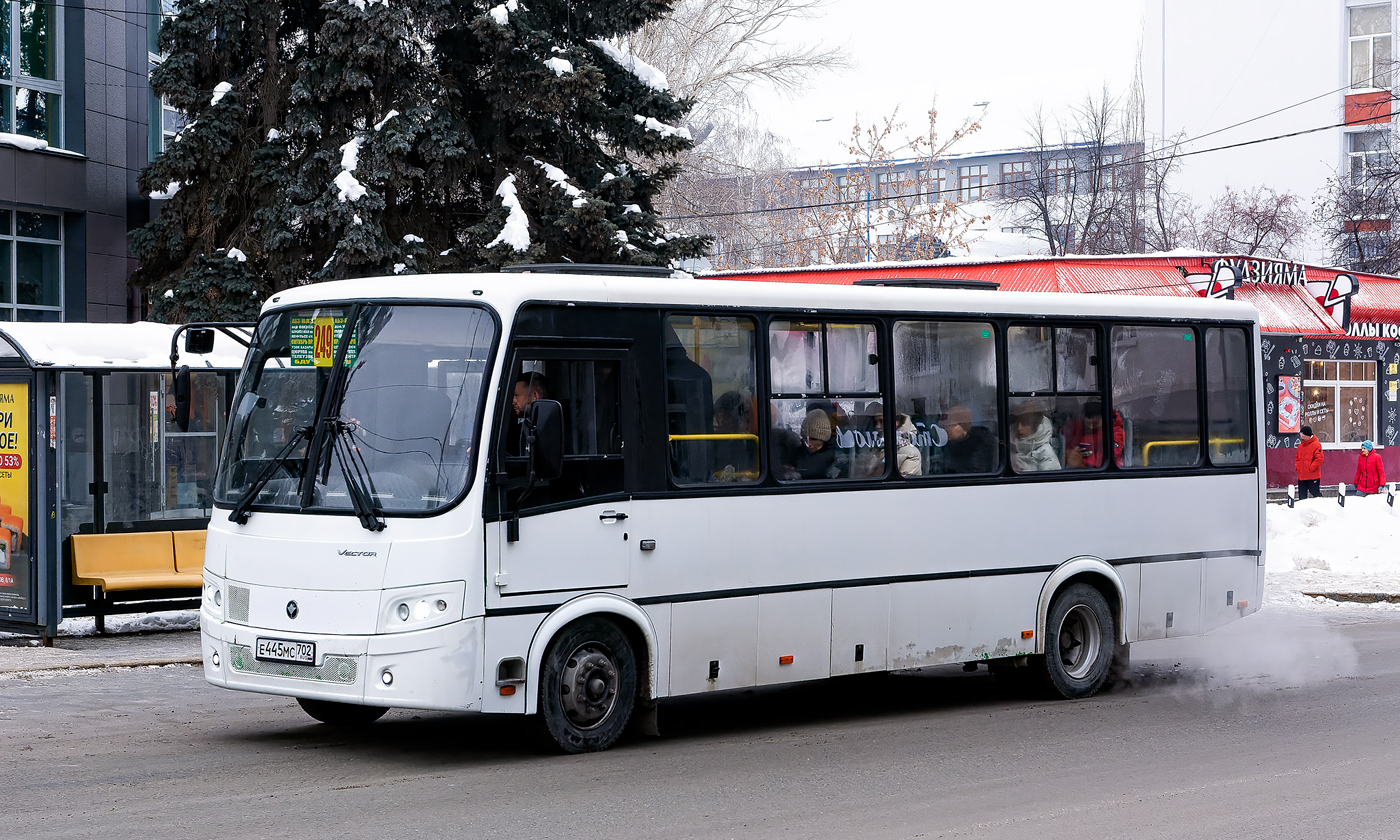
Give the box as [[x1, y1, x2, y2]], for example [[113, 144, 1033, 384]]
[[668, 434, 760, 442], [1141, 438, 1246, 466]]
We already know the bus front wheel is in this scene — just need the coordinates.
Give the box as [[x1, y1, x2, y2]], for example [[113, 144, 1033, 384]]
[[297, 697, 389, 726], [538, 618, 637, 754], [1036, 583, 1115, 700]]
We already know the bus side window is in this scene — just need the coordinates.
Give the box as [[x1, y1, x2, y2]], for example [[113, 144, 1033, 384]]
[[1205, 327, 1253, 466], [893, 320, 1000, 476], [665, 315, 759, 485], [1111, 326, 1201, 468], [1006, 325, 1106, 473], [769, 321, 882, 481], [506, 358, 624, 508]]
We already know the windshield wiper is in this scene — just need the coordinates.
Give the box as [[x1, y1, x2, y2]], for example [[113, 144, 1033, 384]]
[[229, 425, 312, 525], [330, 420, 385, 532]]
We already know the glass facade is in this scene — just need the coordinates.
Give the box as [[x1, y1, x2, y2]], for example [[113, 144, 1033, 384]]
[[0, 1, 61, 146]]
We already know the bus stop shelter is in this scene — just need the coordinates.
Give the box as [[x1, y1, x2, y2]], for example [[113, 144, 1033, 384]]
[[0, 322, 247, 641]]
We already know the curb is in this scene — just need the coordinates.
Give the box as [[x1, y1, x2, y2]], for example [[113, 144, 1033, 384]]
[[0, 656, 202, 675], [1299, 591, 1400, 604]]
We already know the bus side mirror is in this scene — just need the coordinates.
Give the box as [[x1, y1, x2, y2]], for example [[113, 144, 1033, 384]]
[[184, 328, 216, 355], [174, 365, 192, 432], [525, 399, 564, 482]]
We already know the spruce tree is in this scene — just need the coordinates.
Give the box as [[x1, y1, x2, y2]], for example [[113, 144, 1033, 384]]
[[134, 0, 709, 322]]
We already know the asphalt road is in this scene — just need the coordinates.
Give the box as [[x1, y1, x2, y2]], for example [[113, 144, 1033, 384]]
[[5, 606, 1399, 840]]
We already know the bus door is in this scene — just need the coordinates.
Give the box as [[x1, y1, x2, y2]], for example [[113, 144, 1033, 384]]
[[487, 347, 634, 595]]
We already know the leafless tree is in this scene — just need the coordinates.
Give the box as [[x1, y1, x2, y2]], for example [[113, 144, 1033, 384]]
[[630, 0, 850, 262], [1137, 133, 1196, 252], [1191, 186, 1308, 257], [994, 88, 1143, 256], [1315, 125, 1400, 274], [750, 106, 985, 268]]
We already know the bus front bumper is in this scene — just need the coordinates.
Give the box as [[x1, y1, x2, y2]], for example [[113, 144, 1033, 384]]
[[201, 613, 484, 712]]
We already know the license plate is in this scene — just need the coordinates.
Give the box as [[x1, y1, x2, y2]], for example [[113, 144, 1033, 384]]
[[255, 637, 316, 665]]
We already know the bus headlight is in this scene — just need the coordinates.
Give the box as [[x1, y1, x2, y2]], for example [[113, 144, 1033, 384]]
[[377, 581, 466, 634], [203, 577, 224, 620]]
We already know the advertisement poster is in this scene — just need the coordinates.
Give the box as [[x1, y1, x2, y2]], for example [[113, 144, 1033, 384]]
[[1278, 375, 1302, 434], [0, 382, 29, 613]]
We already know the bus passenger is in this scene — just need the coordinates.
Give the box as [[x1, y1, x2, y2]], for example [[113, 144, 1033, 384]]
[[794, 409, 840, 479], [941, 405, 996, 473], [893, 413, 922, 477], [1010, 400, 1060, 472], [1064, 400, 1124, 469]]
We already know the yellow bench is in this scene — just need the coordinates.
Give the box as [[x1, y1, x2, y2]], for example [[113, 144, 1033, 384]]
[[71, 531, 205, 591], [70, 530, 206, 633]]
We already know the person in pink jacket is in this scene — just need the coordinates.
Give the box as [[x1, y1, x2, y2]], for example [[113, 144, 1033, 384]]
[[1354, 440, 1386, 495]]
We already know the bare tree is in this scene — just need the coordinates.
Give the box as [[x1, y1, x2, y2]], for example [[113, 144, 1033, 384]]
[[1316, 126, 1400, 274], [1192, 186, 1308, 257], [631, 0, 850, 262], [994, 88, 1142, 256], [750, 106, 984, 268], [628, 0, 848, 120], [1137, 133, 1196, 252]]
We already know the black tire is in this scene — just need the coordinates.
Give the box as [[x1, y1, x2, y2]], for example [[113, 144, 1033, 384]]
[[1035, 582, 1115, 699], [297, 697, 389, 726], [538, 618, 637, 754]]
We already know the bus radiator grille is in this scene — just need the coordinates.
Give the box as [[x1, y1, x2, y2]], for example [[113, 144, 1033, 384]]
[[227, 586, 250, 623], [227, 645, 359, 684]]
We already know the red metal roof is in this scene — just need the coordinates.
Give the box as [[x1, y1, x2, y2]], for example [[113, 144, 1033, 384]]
[[706, 255, 1400, 337], [1350, 276, 1400, 323], [1233, 285, 1343, 334]]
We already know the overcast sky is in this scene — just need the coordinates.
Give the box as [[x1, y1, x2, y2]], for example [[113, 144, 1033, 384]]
[[748, 0, 1147, 166]]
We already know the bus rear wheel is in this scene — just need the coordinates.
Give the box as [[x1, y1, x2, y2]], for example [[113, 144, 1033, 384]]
[[538, 619, 637, 754], [297, 698, 389, 726], [1036, 583, 1115, 700]]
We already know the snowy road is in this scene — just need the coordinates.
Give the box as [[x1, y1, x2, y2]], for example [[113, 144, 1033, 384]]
[[5, 603, 1400, 839]]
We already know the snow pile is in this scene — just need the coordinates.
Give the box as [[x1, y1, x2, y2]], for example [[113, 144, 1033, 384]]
[[210, 81, 233, 105], [634, 114, 690, 140], [488, 0, 518, 25], [0, 132, 49, 152], [530, 157, 586, 207], [1266, 495, 1400, 610], [374, 110, 398, 131], [8, 609, 202, 638], [402, 234, 424, 244], [334, 135, 367, 202], [544, 57, 573, 76], [266, 128, 283, 141], [225, 247, 247, 262], [589, 39, 668, 91], [487, 174, 530, 252]]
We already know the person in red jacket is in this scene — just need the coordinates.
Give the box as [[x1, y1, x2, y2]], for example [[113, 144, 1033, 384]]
[[1354, 439, 1386, 495], [1294, 425, 1323, 499]]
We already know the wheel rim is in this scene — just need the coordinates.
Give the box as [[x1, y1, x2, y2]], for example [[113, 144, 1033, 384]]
[[557, 641, 620, 730], [1057, 604, 1103, 681]]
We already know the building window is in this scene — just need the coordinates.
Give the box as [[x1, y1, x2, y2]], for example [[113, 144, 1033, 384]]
[[1350, 5, 1393, 90], [1050, 158, 1076, 194], [1349, 131, 1387, 183], [1095, 153, 1125, 191], [1001, 161, 1032, 198], [0, 208, 63, 321], [148, 0, 184, 159], [1304, 360, 1375, 446], [957, 165, 988, 202], [918, 167, 945, 201], [1, 1, 62, 147]]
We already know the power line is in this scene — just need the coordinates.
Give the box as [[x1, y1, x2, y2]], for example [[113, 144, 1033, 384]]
[[664, 111, 1397, 223]]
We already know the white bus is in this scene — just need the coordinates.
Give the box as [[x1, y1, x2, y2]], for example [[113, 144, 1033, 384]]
[[200, 267, 1265, 752]]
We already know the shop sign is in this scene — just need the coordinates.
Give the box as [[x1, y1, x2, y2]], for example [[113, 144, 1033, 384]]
[[1211, 257, 1307, 286], [1348, 321, 1400, 339]]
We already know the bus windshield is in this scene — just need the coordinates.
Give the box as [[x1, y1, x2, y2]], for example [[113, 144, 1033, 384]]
[[213, 304, 495, 515]]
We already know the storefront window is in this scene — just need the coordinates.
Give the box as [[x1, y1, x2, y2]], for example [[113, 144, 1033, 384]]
[[1304, 360, 1375, 446]]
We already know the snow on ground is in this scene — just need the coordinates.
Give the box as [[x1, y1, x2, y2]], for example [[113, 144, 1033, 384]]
[[1266, 494, 1400, 613], [0, 609, 198, 640]]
